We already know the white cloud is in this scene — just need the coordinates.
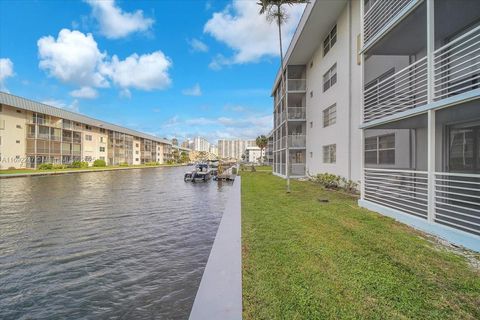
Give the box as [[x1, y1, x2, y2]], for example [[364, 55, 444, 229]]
[[43, 99, 80, 113], [38, 29, 108, 88], [85, 0, 154, 39], [188, 38, 209, 52], [101, 51, 172, 90], [70, 86, 98, 99], [0, 58, 14, 91], [182, 83, 202, 96], [204, 0, 305, 66], [37, 29, 172, 96]]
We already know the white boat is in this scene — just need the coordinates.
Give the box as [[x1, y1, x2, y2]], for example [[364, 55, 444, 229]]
[[184, 163, 212, 182]]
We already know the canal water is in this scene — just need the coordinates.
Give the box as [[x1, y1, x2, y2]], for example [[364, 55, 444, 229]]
[[0, 167, 233, 319]]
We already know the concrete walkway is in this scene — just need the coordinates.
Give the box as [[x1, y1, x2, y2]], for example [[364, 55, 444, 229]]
[[189, 176, 242, 320]]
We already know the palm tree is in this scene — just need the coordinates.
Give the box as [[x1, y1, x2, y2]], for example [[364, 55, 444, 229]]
[[258, 0, 306, 193], [256, 135, 268, 165]]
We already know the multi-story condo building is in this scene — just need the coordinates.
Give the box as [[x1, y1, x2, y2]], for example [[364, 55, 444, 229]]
[[217, 139, 256, 160], [271, 0, 362, 181], [209, 144, 218, 156], [192, 136, 211, 152], [271, 0, 480, 250], [244, 146, 265, 164], [0, 92, 176, 169], [266, 130, 274, 165]]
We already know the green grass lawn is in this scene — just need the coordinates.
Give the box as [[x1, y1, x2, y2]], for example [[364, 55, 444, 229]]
[[242, 170, 480, 319]]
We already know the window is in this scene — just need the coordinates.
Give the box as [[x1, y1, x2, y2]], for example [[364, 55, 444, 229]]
[[85, 135, 92, 141], [135, 158, 139, 162], [448, 122, 480, 173], [100, 156, 105, 160], [85, 125, 92, 130], [16, 110, 21, 113], [136, 143, 139, 147], [323, 64, 337, 92], [323, 104, 337, 127], [85, 156, 92, 162], [0, 105, 2, 112], [310, 91, 313, 98], [323, 25, 337, 56], [16, 140, 20, 144], [135, 151, 139, 154], [0, 120, 5, 129], [365, 134, 395, 165], [99, 147, 105, 152], [16, 125, 22, 129], [100, 137, 104, 143], [310, 151, 313, 158], [310, 121, 313, 128], [100, 128, 106, 133], [323, 144, 336, 163]]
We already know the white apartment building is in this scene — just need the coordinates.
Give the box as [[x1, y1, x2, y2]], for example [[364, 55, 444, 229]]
[[218, 139, 256, 160], [244, 146, 265, 164], [271, 0, 480, 251], [192, 136, 211, 152], [209, 144, 218, 156]]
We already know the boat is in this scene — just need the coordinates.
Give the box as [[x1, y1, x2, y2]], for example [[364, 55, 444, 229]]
[[184, 163, 212, 182]]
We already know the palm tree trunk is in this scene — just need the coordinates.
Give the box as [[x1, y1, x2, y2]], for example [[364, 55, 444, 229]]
[[277, 4, 291, 193]]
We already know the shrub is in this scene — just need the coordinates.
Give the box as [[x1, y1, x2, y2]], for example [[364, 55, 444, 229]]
[[93, 159, 107, 167], [250, 165, 256, 172], [312, 173, 359, 195], [69, 161, 88, 168], [8, 167, 16, 170], [313, 173, 341, 189], [240, 164, 246, 172], [232, 167, 238, 175], [52, 164, 67, 169], [166, 160, 175, 165], [119, 162, 129, 167], [145, 161, 160, 166], [38, 163, 53, 170]]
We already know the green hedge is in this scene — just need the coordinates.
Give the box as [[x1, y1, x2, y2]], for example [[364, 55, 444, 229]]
[[93, 159, 107, 167]]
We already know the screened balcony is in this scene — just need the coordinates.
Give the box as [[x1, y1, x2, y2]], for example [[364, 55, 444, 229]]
[[363, 0, 480, 124], [363, 0, 420, 46]]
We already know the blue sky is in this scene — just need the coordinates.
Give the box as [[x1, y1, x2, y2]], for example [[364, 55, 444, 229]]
[[0, 0, 304, 144]]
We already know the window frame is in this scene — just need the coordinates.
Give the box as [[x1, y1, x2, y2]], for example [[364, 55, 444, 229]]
[[323, 144, 336, 163], [364, 133, 396, 165], [323, 104, 337, 127], [323, 63, 337, 92], [323, 25, 337, 56]]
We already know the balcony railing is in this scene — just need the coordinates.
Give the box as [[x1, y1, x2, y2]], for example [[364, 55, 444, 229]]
[[275, 112, 285, 127], [434, 172, 480, 236], [288, 135, 306, 148], [363, 0, 416, 45], [364, 56, 427, 122], [433, 25, 480, 101], [290, 163, 306, 176], [288, 107, 306, 120], [287, 79, 306, 91], [364, 168, 428, 219]]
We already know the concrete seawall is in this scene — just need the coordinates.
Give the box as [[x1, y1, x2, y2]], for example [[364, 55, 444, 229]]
[[189, 176, 242, 320]]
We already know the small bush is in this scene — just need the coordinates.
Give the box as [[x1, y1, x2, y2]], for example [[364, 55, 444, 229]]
[[250, 165, 256, 172], [38, 163, 53, 170], [166, 160, 175, 165], [119, 162, 129, 167], [312, 173, 359, 194], [240, 164, 246, 172], [93, 159, 107, 167], [145, 161, 160, 166], [8, 167, 16, 170], [69, 161, 88, 168], [53, 164, 67, 169], [232, 167, 238, 175]]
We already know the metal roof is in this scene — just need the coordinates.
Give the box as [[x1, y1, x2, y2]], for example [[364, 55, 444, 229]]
[[0, 91, 172, 145]]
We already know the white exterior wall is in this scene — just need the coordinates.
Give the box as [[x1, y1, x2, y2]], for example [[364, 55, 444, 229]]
[[133, 139, 141, 165], [305, 0, 362, 182], [0, 104, 27, 169]]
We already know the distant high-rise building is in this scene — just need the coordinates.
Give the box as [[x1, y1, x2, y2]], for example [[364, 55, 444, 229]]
[[217, 139, 255, 160], [192, 136, 210, 152], [171, 138, 178, 146], [209, 144, 218, 156]]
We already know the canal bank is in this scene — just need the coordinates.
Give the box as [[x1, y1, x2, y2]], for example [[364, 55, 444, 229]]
[[189, 176, 242, 320], [0, 163, 188, 179]]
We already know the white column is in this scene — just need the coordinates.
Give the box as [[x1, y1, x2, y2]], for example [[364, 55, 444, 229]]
[[427, 110, 436, 222], [427, 0, 435, 103], [426, 0, 435, 222]]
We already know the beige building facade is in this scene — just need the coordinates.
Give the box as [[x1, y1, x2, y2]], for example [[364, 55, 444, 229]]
[[0, 92, 186, 169]]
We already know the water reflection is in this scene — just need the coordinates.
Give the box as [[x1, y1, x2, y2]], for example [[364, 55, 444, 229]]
[[0, 167, 231, 319]]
